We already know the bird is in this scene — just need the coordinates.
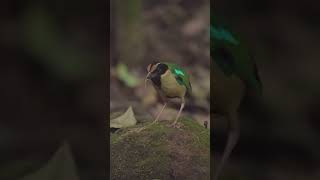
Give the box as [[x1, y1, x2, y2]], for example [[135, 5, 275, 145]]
[[144, 62, 192, 128], [211, 17, 262, 180]]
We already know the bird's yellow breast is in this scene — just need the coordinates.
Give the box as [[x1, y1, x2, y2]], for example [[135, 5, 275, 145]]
[[160, 70, 186, 98]]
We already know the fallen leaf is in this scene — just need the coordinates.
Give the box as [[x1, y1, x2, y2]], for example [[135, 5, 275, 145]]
[[110, 106, 137, 128]]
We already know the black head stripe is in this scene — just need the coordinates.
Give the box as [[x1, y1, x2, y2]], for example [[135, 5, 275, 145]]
[[156, 63, 168, 75], [150, 63, 168, 88]]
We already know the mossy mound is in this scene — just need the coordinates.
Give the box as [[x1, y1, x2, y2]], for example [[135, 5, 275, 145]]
[[111, 118, 210, 180]]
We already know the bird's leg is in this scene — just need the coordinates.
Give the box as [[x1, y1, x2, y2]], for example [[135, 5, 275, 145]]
[[171, 98, 185, 127], [135, 102, 167, 133], [214, 111, 240, 180], [153, 102, 167, 123]]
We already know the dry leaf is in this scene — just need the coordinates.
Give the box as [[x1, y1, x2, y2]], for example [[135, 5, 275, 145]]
[[110, 106, 137, 128]]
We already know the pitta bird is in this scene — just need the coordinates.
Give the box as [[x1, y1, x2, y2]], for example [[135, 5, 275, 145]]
[[144, 62, 192, 128]]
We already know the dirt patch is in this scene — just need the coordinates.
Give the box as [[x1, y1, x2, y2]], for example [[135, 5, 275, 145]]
[[167, 120, 210, 180]]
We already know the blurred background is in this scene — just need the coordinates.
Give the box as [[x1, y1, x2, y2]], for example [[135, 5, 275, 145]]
[[110, 0, 210, 127], [213, 0, 320, 180], [0, 0, 107, 179]]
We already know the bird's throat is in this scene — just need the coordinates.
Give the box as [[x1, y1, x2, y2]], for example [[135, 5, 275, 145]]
[[150, 74, 161, 88]]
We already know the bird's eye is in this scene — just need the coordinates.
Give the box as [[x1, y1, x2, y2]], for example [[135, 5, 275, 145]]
[[156, 64, 168, 74]]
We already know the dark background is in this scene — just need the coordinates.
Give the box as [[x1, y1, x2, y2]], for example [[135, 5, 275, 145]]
[[213, 0, 320, 180], [0, 0, 108, 179]]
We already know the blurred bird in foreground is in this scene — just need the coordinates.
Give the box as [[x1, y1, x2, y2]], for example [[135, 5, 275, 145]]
[[143, 62, 192, 129], [211, 17, 262, 180]]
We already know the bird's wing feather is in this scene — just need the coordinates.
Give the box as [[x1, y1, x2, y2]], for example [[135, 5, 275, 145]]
[[165, 63, 192, 94]]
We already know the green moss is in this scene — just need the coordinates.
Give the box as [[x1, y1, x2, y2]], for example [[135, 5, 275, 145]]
[[110, 131, 121, 144], [181, 117, 210, 149], [111, 122, 172, 180], [110, 119, 210, 180]]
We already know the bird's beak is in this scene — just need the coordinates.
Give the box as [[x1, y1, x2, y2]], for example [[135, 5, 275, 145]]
[[145, 72, 151, 88]]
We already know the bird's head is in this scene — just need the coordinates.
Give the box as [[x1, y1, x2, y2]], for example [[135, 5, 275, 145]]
[[145, 62, 168, 87]]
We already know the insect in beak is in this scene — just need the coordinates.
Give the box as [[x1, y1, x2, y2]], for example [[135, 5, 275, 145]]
[[145, 72, 151, 88]]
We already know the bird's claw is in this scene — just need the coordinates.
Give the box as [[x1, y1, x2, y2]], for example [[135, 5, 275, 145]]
[[136, 127, 144, 133], [170, 122, 183, 129], [134, 121, 158, 133]]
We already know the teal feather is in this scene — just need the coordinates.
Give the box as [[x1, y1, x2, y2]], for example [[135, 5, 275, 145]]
[[211, 26, 239, 45]]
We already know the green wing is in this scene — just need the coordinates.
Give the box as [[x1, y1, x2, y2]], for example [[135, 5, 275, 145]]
[[210, 20, 262, 93], [165, 63, 192, 94]]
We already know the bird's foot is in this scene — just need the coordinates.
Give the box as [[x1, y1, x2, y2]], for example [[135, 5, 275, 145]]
[[135, 126, 147, 133], [170, 122, 183, 129], [134, 121, 158, 133]]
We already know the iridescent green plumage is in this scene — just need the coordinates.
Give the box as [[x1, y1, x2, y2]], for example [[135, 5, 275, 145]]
[[164, 62, 192, 95]]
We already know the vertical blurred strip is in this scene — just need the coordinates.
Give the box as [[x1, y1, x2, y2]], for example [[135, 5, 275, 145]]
[[210, 0, 214, 179], [112, 0, 145, 67], [107, 0, 111, 178]]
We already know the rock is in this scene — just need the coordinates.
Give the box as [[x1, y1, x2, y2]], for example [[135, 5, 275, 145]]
[[110, 118, 210, 180]]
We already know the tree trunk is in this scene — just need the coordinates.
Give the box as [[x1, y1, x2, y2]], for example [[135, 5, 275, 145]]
[[112, 0, 145, 67]]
